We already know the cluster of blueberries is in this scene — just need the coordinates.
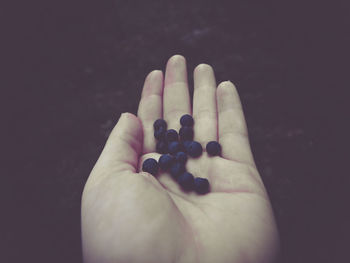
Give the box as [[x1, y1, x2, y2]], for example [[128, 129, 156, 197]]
[[142, 114, 221, 195]]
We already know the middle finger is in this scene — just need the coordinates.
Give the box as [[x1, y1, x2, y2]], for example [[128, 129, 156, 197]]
[[193, 63, 218, 147], [163, 55, 192, 130]]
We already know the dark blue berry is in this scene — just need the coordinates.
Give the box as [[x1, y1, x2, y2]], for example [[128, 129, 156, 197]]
[[206, 141, 221, 156], [178, 141, 186, 152], [142, 158, 159, 176], [170, 162, 185, 179], [158, 154, 174, 170], [175, 151, 187, 164], [179, 127, 194, 141], [156, 140, 168, 154], [181, 140, 192, 153], [180, 114, 194, 127], [165, 129, 178, 142], [154, 127, 165, 140], [194, 177, 210, 194], [178, 172, 195, 191], [187, 141, 203, 158], [168, 141, 181, 155], [153, 119, 167, 130]]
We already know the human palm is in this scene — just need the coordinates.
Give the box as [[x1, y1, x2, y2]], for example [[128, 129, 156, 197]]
[[81, 55, 280, 263]]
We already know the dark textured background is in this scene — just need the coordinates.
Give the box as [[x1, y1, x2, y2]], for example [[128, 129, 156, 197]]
[[4, 0, 349, 262]]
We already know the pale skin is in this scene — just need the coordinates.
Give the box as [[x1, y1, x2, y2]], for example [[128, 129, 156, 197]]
[[81, 55, 280, 263]]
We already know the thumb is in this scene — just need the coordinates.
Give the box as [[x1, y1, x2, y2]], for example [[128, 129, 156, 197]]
[[95, 112, 144, 174]]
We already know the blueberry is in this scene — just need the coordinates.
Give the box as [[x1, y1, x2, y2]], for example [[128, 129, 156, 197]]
[[158, 154, 174, 170], [153, 119, 167, 131], [154, 127, 165, 140], [142, 158, 159, 176], [170, 162, 185, 179], [187, 141, 203, 158], [194, 177, 210, 194], [179, 127, 194, 141], [180, 114, 194, 127], [175, 151, 187, 164], [177, 172, 195, 191], [178, 141, 186, 152], [181, 140, 192, 153], [168, 141, 181, 155], [165, 129, 178, 142], [206, 141, 221, 156], [156, 140, 168, 154]]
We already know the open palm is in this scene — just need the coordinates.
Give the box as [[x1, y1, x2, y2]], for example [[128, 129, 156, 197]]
[[81, 55, 280, 263]]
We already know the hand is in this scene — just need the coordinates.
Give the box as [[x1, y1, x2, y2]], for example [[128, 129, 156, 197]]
[[81, 55, 280, 263]]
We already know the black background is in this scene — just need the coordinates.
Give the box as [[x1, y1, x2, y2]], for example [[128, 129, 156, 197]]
[[4, 0, 349, 262]]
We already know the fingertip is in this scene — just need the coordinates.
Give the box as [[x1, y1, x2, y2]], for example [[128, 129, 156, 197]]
[[114, 112, 144, 142], [167, 54, 186, 66], [218, 80, 235, 89], [217, 81, 237, 97], [194, 63, 214, 75], [121, 111, 136, 120], [154, 69, 163, 76], [142, 70, 164, 98], [124, 112, 143, 128], [147, 70, 163, 81], [164, 54, 188, 87]]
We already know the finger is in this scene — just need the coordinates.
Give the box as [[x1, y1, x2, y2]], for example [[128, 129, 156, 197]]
[[137, 70, 163, 154], [193, 63, 218, 147], [163, 54, 191, 130], [217, 81, 256, 167], [95, 113, 143, 174]]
